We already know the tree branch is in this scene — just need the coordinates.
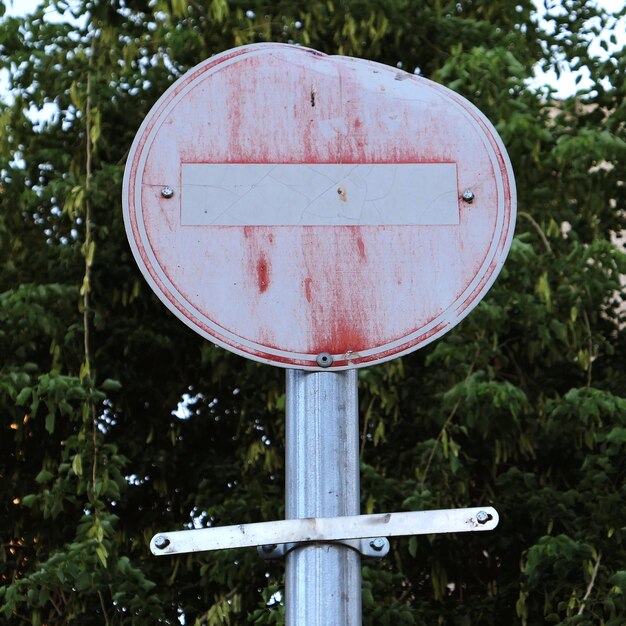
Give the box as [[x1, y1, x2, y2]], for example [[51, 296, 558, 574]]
[[518, 211, 553, 255], [420, 397, 461, 490], [583, 310, 593, 387], [578, 551, 602, 615], [419, 342, 481, 489], [98, 590, 111, 626], [360, 396, 375, 460]]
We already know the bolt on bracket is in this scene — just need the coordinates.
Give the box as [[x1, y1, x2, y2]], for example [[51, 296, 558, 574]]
[[258, 536, 390, 560]]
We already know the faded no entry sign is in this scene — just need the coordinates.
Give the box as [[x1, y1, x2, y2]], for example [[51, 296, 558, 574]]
[[123, 43, 516, 369]]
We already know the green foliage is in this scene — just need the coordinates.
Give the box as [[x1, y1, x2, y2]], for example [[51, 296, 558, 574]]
[[0, 0, 624, 624]]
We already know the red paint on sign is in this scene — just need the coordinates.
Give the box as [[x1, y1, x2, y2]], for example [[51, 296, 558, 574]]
[[356, 237, 366, 260], [257, 257, 270, 293], [304, 278, 313, 303], [123, 43, 516, 370]]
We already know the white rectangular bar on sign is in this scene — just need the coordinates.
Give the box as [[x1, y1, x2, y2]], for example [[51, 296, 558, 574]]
[[181, 163, 459, 226]]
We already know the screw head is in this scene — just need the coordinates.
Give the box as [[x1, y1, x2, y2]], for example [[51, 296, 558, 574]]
[[462, 189, 474, 203], [476, 510, 491, 525], [154, 535, 170, 550], [316, 352, 334, 368], [161, 186, 174, 199], [369, 538, 386, 552]]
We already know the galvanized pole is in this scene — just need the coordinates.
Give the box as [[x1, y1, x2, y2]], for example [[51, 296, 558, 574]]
[[285, 369, 361, 625]]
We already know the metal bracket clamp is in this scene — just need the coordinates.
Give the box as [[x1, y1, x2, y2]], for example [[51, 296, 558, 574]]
[[257, 537, 390, 560], [150, 507, 498, 557]]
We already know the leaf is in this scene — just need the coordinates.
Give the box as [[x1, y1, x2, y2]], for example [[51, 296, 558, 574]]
[[45, 412, 55, 434], [21, 494, 38, 508], [172, 0, 187, 17], [79, 273, 90, 296], [101, 378, 122, 392], [75, 572, 91, 591], [606, 427, 626, 444], [16, 386, 32, 405], [69, 81, 82, 108], [72, 454, 83, 477], [85, 240, 95, 266], [79, 360, 90, 381], [90, 108, 101, 147], [441, 428, 449, 458], [535, 272, 552, 311], [35, 469, 54, 483], [96, 544, 108, 568], [373, 419, 385, 446]]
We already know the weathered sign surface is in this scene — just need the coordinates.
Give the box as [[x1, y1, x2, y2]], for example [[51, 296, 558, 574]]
[[123, 43, 516, 369]]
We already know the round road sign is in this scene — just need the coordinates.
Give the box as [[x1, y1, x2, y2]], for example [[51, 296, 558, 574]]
[[123, 43, 516, 370]]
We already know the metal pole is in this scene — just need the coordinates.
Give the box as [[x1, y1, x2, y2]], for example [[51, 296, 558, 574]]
[[285, 369, 361, 625]]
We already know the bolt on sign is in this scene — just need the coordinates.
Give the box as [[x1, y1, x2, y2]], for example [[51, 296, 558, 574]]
[[123, 43, 516, 370]]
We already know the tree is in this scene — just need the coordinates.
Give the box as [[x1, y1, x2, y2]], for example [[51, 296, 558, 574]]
[[0, 0, 624, 624]]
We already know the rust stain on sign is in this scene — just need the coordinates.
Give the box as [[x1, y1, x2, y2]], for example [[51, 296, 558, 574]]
[[257, 256, 270, 293], [304, 277, 313, 303]]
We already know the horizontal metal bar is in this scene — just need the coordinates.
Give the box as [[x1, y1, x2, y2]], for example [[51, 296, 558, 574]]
[[150, 507, 498, 556]]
